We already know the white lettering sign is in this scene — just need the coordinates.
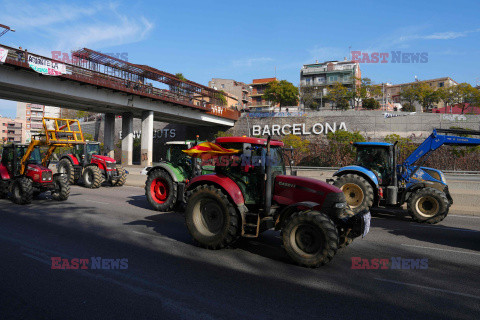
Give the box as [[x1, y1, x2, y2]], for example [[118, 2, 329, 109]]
[[252, 122, 347, 136], [119, 129, 176, 139], [28, 55, 66, 76], [442, 114, 467, 121], [0, 47, 8, 63]]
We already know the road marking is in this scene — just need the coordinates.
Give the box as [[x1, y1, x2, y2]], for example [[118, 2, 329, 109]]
[[411, 225, 480, 233], [374, 278, 480, 300], [401, 244, 480, 256], [84, 199, 111, 205]]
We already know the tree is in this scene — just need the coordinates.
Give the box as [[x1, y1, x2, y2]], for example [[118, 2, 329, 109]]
[[175, 73, 186, 81], [325, 82, 349, 110], [263, 80, 299, 111], [437, 86, 456, 111], [352, 77, 382, 109], [415, 82, 440, 112], [299, 85, 319, 110], [451, 83, 480, 114], [399, 84, 418, 108], [401, 103, 415, 112], [362, 98, 381, 110]]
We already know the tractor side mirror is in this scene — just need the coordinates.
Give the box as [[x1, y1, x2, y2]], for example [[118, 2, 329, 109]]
[[243, 143, 252, 158]]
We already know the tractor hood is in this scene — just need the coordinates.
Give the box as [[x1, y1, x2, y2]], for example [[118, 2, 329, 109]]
[[273, 175, 343, 206], [92, 154, 116, 163], [27, 164, 50, 172]]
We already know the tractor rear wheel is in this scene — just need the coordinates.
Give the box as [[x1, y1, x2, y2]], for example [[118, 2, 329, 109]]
[[145, 170, 177, 211], [58, 159, 75, 185], [113, 166, 127, 186], [11, 177, 33, 205], [283, 210, 339, 267], [407, 187, 449, 224], [185, 185, 240, 249], [83, 166, 103, 189], [334, 174, 374, 213], [52, 174, 70, 201]]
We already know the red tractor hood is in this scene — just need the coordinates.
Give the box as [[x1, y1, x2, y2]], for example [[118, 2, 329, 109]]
[[92, 154, 116, 163], [274, 175, 342, 206], [27, 164, 50, 172]]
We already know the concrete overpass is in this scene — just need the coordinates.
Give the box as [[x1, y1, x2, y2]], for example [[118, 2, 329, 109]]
[[0, 44, 239, 165]]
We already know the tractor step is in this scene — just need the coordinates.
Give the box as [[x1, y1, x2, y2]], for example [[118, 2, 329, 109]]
[[243, 212, 259, 237]]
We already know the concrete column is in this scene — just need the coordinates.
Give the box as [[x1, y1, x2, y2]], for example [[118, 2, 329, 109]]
[[141, 110, 154, 166], [121, 112, 133, 165], [104, 113, 115, 158]]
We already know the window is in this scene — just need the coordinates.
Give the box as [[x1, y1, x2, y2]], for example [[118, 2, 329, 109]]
[[439, 82, 444, 87], [221, 84, 225, 89], [329, 75, 338, 82]]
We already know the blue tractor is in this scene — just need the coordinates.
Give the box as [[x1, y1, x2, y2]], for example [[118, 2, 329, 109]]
[[333, 128, 480, 224]]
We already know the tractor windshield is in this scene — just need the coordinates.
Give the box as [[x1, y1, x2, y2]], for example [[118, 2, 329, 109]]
[[167, 144, 189, 163], [86, 143, 100, 156], [16, 146, 42, 165], [356, 146, 392, 184]]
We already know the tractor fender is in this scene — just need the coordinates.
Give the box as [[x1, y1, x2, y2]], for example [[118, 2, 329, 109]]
[[275, 201, 322, 230], [333, 166, 379, 188], [60, 154, 79, 166], [147, 163, 181, 183], [187, 174, 245, 206], [0, 163, 11, 180]]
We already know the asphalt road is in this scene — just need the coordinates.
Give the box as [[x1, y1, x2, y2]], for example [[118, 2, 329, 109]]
[[0, 185, 479, 320]]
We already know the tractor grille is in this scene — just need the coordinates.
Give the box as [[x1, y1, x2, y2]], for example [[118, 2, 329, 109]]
[[106, 163, 116, 170], [42, 171, 53, 182]]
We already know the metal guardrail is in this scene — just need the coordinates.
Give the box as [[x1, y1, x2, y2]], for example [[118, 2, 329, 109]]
[[289, 166, 480, 175]]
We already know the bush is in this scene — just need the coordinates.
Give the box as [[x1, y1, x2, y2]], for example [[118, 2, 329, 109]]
[[401, 103, 415, 112], [362, 98, 381, 110]]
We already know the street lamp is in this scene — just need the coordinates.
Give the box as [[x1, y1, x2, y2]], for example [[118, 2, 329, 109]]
[[0, 24, 15, 38]]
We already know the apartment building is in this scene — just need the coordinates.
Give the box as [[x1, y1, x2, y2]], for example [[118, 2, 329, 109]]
[[376, 77, 458, 110], [249, 77, 278, 111], [300, 59, 361, 109], [208, 79, 252, 110], [16, 102, 61, 136], [0, 116, 27, 144]]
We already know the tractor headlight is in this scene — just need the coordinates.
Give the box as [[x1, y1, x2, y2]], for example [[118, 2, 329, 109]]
[[334, 202, 347, 209]]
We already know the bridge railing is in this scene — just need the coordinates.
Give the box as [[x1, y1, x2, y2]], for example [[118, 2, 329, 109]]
[[1, 44, 240, 120]]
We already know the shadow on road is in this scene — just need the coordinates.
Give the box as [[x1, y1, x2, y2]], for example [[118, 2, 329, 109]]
[[126, 195, 152, 210]]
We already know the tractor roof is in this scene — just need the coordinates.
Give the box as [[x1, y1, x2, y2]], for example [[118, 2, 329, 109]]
[[354, 142, 393, 147], [216, 136, 284, 146]]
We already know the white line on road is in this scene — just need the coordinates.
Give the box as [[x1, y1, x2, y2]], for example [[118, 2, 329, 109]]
[[84, 199, 111, 205], [411, 225, 480, 233], [401, 244, 480, 256], [374, 278, 480, 300], [449, 215, 480, 219]]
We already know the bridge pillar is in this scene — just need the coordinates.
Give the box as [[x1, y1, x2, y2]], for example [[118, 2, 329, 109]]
[[141, 110, 154, 166], [121, 112, 133, 165], [104, 113, 115, 158]]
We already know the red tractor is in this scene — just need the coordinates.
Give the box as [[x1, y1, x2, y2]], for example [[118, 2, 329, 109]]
[[57, 142, 127, 188], [184, 136, 371, 267], [0, 117, 85, 204]]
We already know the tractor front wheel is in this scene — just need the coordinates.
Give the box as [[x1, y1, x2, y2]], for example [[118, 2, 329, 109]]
[[11, 177, 33, 205], [113, 166, 127, 187], [58, 159, 75, 185], [185, 185, 240, 249], [407, 187, 449, 224], [283, 210, 339, 267], [145, 170, 177, 211], [83, 166, 103, 189], [334, 174, 374, 213], [52, 174, 70, 201]]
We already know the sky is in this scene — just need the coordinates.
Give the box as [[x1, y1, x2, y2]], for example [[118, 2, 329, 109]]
[[0, 0, 479, 118]]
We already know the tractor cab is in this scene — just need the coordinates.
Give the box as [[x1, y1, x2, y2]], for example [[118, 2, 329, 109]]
[[354, 142, 396, 186], [1, 144, 43, 176], [73, 142, 101, 165]]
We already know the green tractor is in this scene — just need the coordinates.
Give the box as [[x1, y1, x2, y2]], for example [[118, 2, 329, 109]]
[[144, 140, 214, 211]]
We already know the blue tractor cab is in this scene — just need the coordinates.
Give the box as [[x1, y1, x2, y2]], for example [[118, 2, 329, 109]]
[[333, 128, 480, 224]]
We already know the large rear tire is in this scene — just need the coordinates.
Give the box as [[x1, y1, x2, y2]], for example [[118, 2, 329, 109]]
[[407, 187, 449, 224], [52, 174, 70, 201], [11, 177, 33, 205], [334, 174, 374, 213], [145, 170, 177, 211], [58, 158, 75, 185], [185, 185, 240, 249], [83, 166, 102, 189], [283, 210, 339, 267], [113, 166, 127, 186]]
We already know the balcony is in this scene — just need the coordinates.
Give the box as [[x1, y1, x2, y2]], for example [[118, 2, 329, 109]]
[[302, 65, 355, 75]]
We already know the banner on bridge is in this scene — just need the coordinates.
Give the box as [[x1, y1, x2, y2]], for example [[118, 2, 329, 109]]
[[0, 47, 7, 63], [28, 55, 66, 76]]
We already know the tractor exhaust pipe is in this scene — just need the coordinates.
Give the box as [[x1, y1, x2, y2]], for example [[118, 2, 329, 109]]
[[265, 136, 272, 215]]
